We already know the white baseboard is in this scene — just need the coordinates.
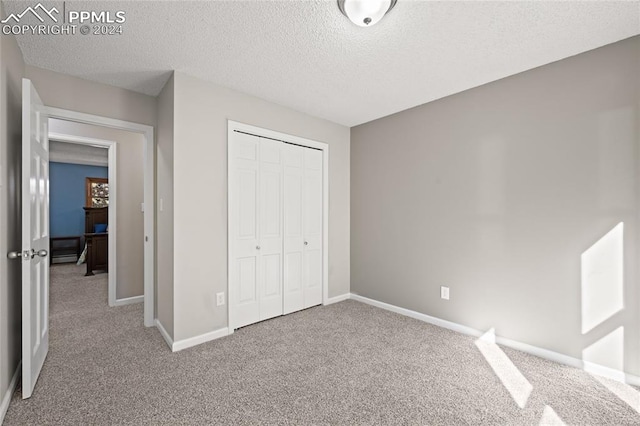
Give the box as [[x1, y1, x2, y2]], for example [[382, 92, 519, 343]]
[[349, 293, 640, 387], [113, 295, 143, 306], [583, 361, 627, 383], [350, 293, 482, 337], [0, 361, 21, 424], [155, 319, 230, 353], [324, 293, 351, 305], [155, 319, 174, 351], [172, 327, 229, 352]]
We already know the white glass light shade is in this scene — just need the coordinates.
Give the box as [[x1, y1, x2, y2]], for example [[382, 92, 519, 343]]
[[338, 0, 397, 27]]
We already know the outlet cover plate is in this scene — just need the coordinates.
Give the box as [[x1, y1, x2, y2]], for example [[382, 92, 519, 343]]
[[441, 286, 450, 300], [216, 292, 225, 306]]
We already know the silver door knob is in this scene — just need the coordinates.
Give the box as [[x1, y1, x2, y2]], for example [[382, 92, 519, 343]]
[[256, 246, 261, 250], [19, 249, 48, 260], [7, 251, 21, 260], [304, 241, 308, 246]]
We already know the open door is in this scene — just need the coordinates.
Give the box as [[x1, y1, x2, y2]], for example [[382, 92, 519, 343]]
[[21, 78, 50, 399]]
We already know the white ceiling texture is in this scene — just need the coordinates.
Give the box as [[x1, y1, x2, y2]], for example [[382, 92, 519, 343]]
[[4, 0, 640, 126]]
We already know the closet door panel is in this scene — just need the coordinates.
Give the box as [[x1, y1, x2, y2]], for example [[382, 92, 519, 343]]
[[283, 144, 304, 314], [303, 249, 322, 302], [303, 149, 323, 308], [230, 133, 260, 328], [263, 254, 281, 297], [258, 140, 284, 321], [238, 257, 257, 303]]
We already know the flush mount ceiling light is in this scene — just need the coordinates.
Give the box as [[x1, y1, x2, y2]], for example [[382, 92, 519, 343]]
[[338, 0, 397, 27]]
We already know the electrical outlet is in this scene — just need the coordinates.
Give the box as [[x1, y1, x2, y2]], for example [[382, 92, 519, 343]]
[[216, 292, 225, 306], [441, 286, 450, 300]]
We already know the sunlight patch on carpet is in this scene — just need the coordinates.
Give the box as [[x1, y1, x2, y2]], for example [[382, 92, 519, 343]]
[[475, 328, 533, 409], [538, 405, 566, 425]]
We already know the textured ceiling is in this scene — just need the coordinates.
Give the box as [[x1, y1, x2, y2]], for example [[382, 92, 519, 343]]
[[49, 140, 108, 167], [4, 0, 640, 126]]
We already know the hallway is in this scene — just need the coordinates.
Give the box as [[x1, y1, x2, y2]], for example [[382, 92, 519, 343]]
[[4, 264, 158, 424]]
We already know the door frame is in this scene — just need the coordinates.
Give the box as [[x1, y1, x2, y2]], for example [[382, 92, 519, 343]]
[[48, 132, 121, 307], [227, 120, 329, 332], [44, 106, 155, 327]]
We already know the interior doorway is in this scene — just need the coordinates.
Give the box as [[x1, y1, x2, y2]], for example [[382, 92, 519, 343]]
[[49, 127, 126, 310], [43, 108, 156, 327], [48, 119, 147, 308]]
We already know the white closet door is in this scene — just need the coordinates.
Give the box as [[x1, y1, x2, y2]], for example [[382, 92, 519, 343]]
[[283, 144, 305, 314], [303, 148, 323, 308], [230, 129, 322, 329], [230, 133, 261, 328], [258, 139, 284, 321], [283, 145, 323, 312]]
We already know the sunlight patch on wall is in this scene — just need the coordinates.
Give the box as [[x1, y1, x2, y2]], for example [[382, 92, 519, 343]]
[[583, 326, 624, 373], [538, 405, 566, 426], [580, 222, 624, 334], [475, 329, 533, 409]]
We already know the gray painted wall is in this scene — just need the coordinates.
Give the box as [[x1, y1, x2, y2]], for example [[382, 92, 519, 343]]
[[24, 66, 157, 127], [172, 72, 351, 341], [156, 74, 174, 337], [351, 36, 640, 375], [0, 19, 24, 416]]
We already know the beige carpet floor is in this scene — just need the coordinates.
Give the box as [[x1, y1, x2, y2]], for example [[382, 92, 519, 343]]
[[4, 263, 640, 425]]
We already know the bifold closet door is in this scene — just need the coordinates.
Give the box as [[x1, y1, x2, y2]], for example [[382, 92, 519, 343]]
[[302, 148, 323, 308], [283, 144, 323, 314], [283, 144, 305, 314], [230, 133, 283, 329], [258, 139, 284, 321]]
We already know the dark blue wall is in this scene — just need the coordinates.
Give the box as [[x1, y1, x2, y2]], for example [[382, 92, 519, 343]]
[[50, 162, 108, 237]]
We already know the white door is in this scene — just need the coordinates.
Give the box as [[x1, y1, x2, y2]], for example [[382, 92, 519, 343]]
[[230, 134, 285, 328], [303, 148, 323, 308], [230, 133, 261, 328], [21, 78, 50, 399], [283, 144, 305, 314], [283, 145, 323, 312], [257, 140, 283, 321]]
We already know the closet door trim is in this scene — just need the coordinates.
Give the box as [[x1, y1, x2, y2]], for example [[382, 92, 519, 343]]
[[227, 120, 329, 332]]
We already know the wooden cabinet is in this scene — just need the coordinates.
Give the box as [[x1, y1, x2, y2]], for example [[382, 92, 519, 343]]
[[83, 207, 108, 276]]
